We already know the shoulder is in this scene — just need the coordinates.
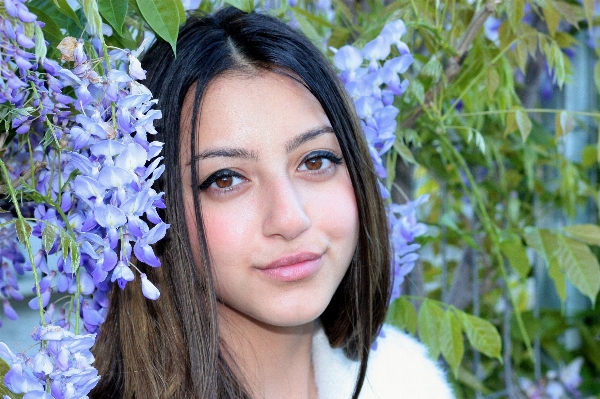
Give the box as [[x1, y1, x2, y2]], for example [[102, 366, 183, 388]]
[[312, 323, 455, 399], [360, 324, 455, 399]]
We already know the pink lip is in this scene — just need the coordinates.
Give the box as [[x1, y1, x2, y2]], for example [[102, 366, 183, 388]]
[[257, 252, 322, 281]]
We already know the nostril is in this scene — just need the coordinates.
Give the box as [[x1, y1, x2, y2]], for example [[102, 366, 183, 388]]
[[262, 186, 311, 240]]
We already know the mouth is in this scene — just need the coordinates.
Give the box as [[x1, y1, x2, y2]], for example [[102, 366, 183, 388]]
[[256, 252, 322, 282]]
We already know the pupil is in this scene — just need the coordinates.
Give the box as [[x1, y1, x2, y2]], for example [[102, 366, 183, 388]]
[[216, 176, 232, 188], [307, 158, 322, 170]]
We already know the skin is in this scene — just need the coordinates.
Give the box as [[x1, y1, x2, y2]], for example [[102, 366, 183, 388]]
[[180, 70, 359, 399]]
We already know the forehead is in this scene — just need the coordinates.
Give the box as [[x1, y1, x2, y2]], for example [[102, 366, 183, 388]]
[[181, 71, 331, 152]]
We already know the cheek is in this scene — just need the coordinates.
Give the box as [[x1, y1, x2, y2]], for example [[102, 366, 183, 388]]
[[310, 176, 359, 244], [201, 197, 258, 269]]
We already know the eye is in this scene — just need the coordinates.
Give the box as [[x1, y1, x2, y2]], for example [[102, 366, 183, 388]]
[[198, 169, 246, 192], [298, 150, 343, 172]]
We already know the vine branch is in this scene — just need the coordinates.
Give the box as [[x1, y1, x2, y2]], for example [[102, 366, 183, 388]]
[[0, 161, 47, 196], [401, 0, 501, 129]]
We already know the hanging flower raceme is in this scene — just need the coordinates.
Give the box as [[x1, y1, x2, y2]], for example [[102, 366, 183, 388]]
[[33, 37, 169, 333], [0, 325, 99, 398], [334, 20, 425, 301], [0, 0, 165, 356]]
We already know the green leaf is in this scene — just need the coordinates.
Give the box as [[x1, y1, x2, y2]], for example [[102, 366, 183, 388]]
[[583, 0, 595, 32], [83, 0, 104, 37], [499, 231, 531, 278], [52, 0, 83, 28], [137, 0, 182, 54], [417, 299, 445, 360], [223, 0, 254, 13], [581, 144, 597, 168], [387, 297, 417, 334], [98, 0, 128, 35], [105, 26, 137, 51], [564, 224, 600, 247], [70, 239, 81, 273], [290, 9, 323, 48], [555, 111, 575, 141], [514, 41, 528, 74], [456, 367, 492, 395], [408, 79, 425, 105], [548, 259, 567, 303], [24, 22, 35, 39], [458, 311, 501, 361], [291, 6, 333, 29], [176, 0, 185, 26], [331, 0, 353, 26], [60, 231, 70, 260], [440, 310, 464, 377], [487, 68, 499, 98], [524, 227, 567, 302], [551, 1, 585, 28], [507, 0, 524, 30], [515, 109, 532, 142], [543, 4, 560, 36], [548, 42, 570, 88], [34, 23, 47, 62], [394, 142, 418, 166], [42, 224, 58, 252], [15, 219, 32, 244], [555, 234, 600, 305], [328, 27, 351, 49], [27, 5, 61, 45], [421, 56, 443, 81], [504, 109, 518, 137]]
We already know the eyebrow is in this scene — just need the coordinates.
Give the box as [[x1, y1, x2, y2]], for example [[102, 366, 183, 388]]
[[284, 126, 335, 153], [194, 148, 258, 161], [193, 126, 335, 162]]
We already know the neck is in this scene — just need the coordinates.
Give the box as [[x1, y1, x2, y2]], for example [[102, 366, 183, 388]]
[[218, 304, 319, 399]]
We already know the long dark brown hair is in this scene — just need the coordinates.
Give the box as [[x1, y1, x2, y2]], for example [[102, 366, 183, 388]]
[[91, 7, 391, 399]]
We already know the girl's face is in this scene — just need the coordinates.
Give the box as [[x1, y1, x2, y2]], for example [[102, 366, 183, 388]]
[[181, 71, 359, 327]]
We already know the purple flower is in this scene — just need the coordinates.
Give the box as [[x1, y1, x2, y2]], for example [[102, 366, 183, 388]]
[[334, 45, 363, 72], [484, 16, 501, 45], [128, 54, 146, 80], [3, 300, 19, 320], [0, 326, 99, 398], [141, 273, 160, 300], [133, 222, 169, 267], [388, 195, 428, 299], [362, 36, 391, 70]]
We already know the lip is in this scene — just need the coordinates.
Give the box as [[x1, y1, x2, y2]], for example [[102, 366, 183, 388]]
[[257, 252, 322, 282]]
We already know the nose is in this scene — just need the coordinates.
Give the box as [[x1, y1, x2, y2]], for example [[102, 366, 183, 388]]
[[261, 178, 311, 240]]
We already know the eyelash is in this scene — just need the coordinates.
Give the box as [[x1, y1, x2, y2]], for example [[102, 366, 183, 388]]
[[299, 150, 343, 173], [197, 150, 343, 193], [198, 169, 246, 192]]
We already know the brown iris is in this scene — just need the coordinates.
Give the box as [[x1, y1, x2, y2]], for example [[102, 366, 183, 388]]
[[305, 157, 323, 170], [216, 176, 233, 188]]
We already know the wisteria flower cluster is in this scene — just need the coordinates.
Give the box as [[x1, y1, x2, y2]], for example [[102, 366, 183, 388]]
[[333, 20, 425, 300], [519, 358, 586, 399], [0, 325, 98, 399], [1, 0, 166, 395]]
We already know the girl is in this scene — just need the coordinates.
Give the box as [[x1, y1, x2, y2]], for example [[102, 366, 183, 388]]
[[91, 7, 454, 399]]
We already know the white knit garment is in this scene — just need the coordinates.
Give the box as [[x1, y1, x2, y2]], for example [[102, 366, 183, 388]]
[[312, 323, 455, 399]]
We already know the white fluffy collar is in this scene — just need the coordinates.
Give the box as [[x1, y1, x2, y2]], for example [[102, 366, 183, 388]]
[[312, 323, 455, 399]]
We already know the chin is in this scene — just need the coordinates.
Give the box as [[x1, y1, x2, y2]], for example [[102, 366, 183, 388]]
[[257, 307, 326, 328], [219, 289, 334, 330]]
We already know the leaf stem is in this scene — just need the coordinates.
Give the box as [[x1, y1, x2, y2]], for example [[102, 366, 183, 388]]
[[438, 133, 534, 360], [0, 159, 45, 325]]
